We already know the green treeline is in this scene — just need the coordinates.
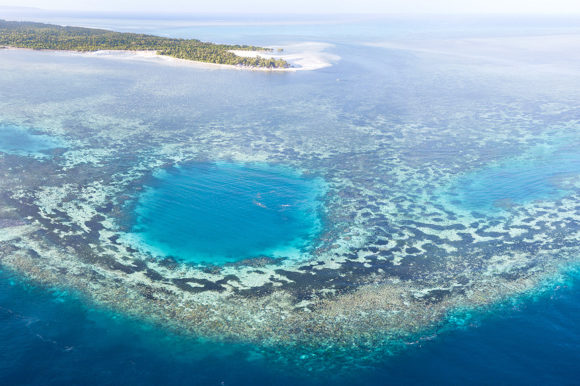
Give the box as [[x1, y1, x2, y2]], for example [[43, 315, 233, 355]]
[[0, 19, 290, 69]]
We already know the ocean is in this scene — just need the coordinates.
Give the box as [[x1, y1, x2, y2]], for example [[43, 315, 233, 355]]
[[0, 12, 579, 385]]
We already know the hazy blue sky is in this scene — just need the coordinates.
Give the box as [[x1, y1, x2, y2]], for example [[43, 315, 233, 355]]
[[2, 0, 580, 14]]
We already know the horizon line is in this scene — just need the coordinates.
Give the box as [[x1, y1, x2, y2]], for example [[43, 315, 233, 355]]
[[2, 6, 580, 18]]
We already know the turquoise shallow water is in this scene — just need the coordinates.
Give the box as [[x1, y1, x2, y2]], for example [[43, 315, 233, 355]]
[[445, 146, 580, 212], [0, 124, 63, 156], [126, 163, 324, 264]]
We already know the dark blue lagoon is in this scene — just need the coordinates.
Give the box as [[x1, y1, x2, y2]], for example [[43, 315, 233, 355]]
[[125, 163, 324, 264], [0, 123, 63, 157]]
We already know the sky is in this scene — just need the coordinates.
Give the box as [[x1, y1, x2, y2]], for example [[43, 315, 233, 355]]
[[1, 0, 580, 15]]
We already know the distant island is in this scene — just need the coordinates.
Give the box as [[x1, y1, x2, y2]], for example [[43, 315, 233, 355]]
[[0, 19, 290, 69]]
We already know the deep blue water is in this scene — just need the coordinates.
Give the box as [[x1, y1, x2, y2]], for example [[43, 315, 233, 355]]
[[1, 267, 579, 385], [0, 124, 63, 156], [126, 163, 324, 264]]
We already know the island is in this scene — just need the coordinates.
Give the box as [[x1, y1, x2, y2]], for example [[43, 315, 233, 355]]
[[0, 19, 290, 69]]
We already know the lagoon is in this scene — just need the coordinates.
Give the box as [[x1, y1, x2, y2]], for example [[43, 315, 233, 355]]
[[0, 124, 63, 157], [446, 146, 580, 212], [125, 163, 324, 264]]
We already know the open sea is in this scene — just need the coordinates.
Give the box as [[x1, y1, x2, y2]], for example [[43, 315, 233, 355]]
[[0, 11, 579, 385], [1, 267, 579, 385]]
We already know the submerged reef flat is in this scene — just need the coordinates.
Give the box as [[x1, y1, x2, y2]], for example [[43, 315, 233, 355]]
[[0, 37, 579, 371]]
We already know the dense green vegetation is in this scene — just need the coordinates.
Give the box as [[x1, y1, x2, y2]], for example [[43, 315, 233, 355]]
[[0, 19, 290, 68]]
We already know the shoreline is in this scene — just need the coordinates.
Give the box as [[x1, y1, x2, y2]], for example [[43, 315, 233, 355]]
[[229, 42, 339, 71], [1, 43, 338, 72]]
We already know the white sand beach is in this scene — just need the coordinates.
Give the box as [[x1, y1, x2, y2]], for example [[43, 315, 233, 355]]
[[2, 42, 339, 72], [229, 42, 340, 71]]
